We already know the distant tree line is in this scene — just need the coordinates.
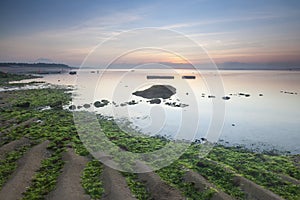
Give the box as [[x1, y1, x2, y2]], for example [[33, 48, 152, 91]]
[[0, 62, 72, 68]]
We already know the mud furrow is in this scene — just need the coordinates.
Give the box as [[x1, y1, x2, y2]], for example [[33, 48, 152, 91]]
[[46, 148, 90, 200], [183, 170, 234, 200], [101, 166, 137, 200], [233, 175, 284, 200], [0, 117, 37, 138], [0, 137, 31, 159], [138, 171, 185, 200], [0, 140, 50, 200]]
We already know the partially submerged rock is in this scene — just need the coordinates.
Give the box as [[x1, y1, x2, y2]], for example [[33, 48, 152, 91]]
[[94, 99, 110, 108], [165, 102, 188, 108], [83, 104, 91, 108], [127, 100, 138, 105], [69, 105, 76, 110], [133, 85, 176, 99], [149, 98, 161, 104], [50, 101, 63, 110], [222, 96, 231, 100]]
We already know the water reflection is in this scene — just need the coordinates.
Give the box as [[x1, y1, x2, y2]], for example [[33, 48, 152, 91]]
[[25, 69, 300, 153]]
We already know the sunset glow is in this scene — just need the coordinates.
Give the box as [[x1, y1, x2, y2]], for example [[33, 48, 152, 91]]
[[0, 0, 299, 68]]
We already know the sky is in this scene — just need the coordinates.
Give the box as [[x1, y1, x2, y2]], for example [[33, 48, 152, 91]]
[[0, 0, 300, 67]]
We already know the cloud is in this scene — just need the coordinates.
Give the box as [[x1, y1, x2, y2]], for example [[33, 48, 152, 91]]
[[160, 13, 280, 30]]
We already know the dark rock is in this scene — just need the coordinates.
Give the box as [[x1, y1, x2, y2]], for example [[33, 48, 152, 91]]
[[83, 104, 91, 108], [94, 100, 109, 108], [244, 94, 250, 97], [194, 139, 201, 144], [16, 102, 30, 108], [77, 105, 82, 109], [208, 95, 215, 98], [128, 100, 138, 105], [222, 96, 231, 100], [149, 99, 161, 104], [132, 85, 176, 99], [50, 101, 63, 110], [69, 105, 76, 110], [165, 102, 188, 108], [94, 101, 103, 108], [196, 161, 208, 168], [101, 99, 110, 104], [259, 94, 263, 96]]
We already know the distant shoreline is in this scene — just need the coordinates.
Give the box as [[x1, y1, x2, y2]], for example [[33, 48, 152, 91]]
[[0, 62, 300, 74]]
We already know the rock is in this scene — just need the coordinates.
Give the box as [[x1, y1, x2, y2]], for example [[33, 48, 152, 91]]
[[69, 105, 76, 110], [244, 94, 250, 97], [94, 100, 109, 108], [101, 99, 110, 104], [208, 95, 215, 98], [50, 101, 63, 109], [165, 102, 188, 108], [259, 94, 263, 96], [222, 96, 231, 100], [16, 102, 30, 108], [149, 99, 161, 104], [83, 104, 90, 108], [132, 85, 176, 99], [127, 100, 138, 105], [94, 101, 102, 108]]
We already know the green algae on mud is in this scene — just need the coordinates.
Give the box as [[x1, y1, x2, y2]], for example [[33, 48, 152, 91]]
[[0, 71, 40, 87], [81, 160, 105, 199], [0, 145, 31, 189]]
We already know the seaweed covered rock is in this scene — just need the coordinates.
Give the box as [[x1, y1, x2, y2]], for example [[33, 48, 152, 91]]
[[50, 101, 63, 109], [16, 102, 30, 108]]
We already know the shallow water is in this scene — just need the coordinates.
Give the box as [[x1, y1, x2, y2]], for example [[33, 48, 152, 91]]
[[14, 69, 300, 154]]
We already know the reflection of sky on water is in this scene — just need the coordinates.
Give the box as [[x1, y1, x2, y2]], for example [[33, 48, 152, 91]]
[[37, 69, 300, 153]]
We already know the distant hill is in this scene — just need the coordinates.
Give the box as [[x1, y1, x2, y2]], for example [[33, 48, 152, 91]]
[[0, 63, 74, 74], [0, 62, 72, 68]]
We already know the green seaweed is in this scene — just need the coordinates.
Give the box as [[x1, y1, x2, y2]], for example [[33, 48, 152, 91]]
[[81, 160, 104, 199]]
